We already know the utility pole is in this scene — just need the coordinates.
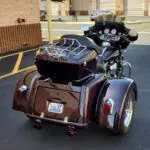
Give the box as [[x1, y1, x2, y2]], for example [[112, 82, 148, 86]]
[[96, 0, 100, 10], [88, 0, 92, 15], [46, 0, 52, 43], [144, 0, 148, 16]]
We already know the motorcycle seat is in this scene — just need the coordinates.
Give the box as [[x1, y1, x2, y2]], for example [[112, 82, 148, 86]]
[[61, 34, 102, 55]]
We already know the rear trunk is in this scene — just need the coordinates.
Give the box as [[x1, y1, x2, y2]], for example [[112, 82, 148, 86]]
[[35, 59, 96, 84]]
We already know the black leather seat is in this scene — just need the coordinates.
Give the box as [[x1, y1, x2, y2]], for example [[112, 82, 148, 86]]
[[61, 34, 102, 55]]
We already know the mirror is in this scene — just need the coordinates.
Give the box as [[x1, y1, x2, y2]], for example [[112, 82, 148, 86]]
[[128, 30, 138, 41], [128, 30, 138, 37], [81, 26, 90, 31]]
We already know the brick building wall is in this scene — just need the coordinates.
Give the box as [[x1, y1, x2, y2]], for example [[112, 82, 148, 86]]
[[0, 0, 42, 54], [71, 0, 150, 16]]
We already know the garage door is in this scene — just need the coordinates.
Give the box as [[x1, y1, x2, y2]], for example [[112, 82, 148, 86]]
[[100, 0, 116, 13], [51, 1, 59, 16], [124, 0, 144, 16]]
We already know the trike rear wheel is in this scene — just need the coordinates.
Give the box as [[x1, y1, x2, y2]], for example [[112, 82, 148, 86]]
[[116, 91, 135, 135]]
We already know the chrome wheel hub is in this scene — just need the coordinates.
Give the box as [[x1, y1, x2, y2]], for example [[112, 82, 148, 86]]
[[123, 98, 133, 128]]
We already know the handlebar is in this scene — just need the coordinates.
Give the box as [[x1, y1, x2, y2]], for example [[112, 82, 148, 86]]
[[85, 28, 132, 43]]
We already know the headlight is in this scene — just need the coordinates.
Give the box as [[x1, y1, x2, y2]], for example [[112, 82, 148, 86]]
[[102, 42, 111, 47], [104, 28, 110, 34], [99, 30, 102, 34], [111, 29, 117, 35]]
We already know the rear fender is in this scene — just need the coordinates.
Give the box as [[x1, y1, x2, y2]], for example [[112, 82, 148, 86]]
[[96, 78, 138, 129], [12, 69, 40, 113]]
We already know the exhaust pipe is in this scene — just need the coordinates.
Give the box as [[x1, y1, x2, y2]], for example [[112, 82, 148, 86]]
[[67, 126, 76, 136], [33, 119, 43, 129]]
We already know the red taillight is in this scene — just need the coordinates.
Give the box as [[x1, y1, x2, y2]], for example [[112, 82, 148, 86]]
[[17, 90, 22, 97], [16, 85, 28, 98], [103, 103, 111, 114], [36, 53, 42, 59], [103, 98, 114, 115]]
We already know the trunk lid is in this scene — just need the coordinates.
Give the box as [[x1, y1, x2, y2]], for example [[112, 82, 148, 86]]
[[33, 86, 80, 122]]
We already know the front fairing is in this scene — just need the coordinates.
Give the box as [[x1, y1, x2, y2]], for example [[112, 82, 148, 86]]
[[101, 46, 119, 62]]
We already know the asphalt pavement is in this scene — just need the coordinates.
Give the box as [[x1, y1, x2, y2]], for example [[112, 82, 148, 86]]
[[0, 41, 150, 149], [0, 49, 37, 79]]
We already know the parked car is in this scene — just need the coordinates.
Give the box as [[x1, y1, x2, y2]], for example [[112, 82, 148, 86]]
[[90, 10, 113, 21]]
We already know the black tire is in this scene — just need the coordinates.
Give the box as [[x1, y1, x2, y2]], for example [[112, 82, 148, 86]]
[[116, 90, 136, 135], [26, 114, 43, 129]]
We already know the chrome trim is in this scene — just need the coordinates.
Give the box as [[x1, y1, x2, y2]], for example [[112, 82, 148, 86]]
[[118, 79, 134, 126], [123, 97, 133, 128], [39, 38, 87, 62], [107, 115, 115, 129], [122, 61, 132, 78], [26, 114, 88, 127], [27, 73, 41, 102], [19, 85, 28, 92]]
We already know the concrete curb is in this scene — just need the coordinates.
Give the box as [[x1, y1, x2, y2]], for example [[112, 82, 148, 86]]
[[125, 20, 150, 24], [41, 20, 150, 25]]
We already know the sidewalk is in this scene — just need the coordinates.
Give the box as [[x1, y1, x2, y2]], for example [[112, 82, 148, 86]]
[[51, 16, 150, 24]]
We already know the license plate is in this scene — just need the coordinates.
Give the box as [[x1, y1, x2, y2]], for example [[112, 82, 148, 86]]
[[48, 103, 64, 114]]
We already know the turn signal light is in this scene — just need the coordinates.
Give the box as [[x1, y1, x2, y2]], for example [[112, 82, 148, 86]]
[[17, 85, 28, 97], [103, 98, 114, 115], [36, 53, 43, 59]]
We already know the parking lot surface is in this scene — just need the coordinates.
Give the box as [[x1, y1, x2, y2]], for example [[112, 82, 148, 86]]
[[0, 43, 150, 150], [0, 49, 37, 79]]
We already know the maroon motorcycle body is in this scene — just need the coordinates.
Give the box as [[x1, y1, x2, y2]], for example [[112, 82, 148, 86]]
[[12, 33, 138, 135]]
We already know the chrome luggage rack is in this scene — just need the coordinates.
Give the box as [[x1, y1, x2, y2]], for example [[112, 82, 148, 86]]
[[39, 38, 87, 60]]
